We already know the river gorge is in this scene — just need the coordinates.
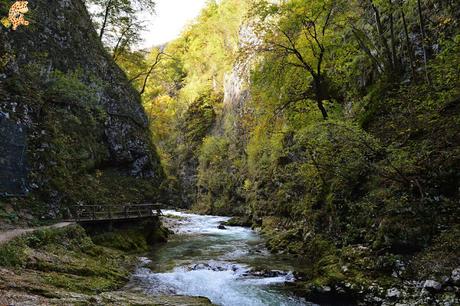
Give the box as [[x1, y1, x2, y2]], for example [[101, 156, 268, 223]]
[[129, 211, 312, 306]]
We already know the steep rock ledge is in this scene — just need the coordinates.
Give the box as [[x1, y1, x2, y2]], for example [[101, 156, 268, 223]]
[[0, 0, 164, 220]]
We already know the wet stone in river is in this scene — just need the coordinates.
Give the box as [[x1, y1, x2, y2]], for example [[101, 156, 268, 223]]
[[129, 210, 312, 306]]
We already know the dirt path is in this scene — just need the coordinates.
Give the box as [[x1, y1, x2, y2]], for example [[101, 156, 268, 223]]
[[0, 222, 74, 245]]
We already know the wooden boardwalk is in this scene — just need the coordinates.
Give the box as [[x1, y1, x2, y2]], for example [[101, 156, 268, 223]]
[[67, 204, 163, 223]]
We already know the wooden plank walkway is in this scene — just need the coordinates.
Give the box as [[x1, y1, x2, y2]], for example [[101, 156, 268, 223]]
[[67, 204, 163, 223]]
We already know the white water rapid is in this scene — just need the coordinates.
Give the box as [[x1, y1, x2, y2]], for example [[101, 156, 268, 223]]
[[129, 210, 315, 306]]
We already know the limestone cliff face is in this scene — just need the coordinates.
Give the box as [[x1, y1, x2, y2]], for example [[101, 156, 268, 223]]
[[220, 23, 259, 147], [193, 24, 258, 214], [0, 0, 163, 218]]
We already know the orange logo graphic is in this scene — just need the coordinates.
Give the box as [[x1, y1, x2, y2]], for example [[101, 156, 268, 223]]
[[1, 1, 30, 30]]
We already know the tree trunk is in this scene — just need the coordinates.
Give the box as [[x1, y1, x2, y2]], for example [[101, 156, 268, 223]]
[[317, 100, 328, 120], [417, 0, 431, 85], [140, 52, 164, 95], [388, 0, 398, 69], [370, 1, 394, 72], [99, 0, 113, 41], [352, 27, 384, 72], [112, 23, 133, 61], [313, 76, 329, 120], [112, 35, 124, 61], [400, 3, 416, 81]]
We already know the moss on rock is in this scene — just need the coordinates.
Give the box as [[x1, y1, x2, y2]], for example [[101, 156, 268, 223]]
[[0, 222, 192, 304], [0, 0, 164, 223], [0, 225, 135, 295]]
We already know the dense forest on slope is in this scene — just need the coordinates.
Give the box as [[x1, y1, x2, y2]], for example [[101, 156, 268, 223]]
[[114, 0, 459, 303], [120, 0, 250, 207]]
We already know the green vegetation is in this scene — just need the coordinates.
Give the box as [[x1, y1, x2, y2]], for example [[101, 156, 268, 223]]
[[113, 0, 460, 302], [1, 0, 164, 225], [0, 225, 135, 294], [86, 0, 155, 56], [0, 64, 162, 221], [114, 0, 250, 207], [0, 221, 179, 305], [90, 220, 169, 252], [1, 0, 459, 303]]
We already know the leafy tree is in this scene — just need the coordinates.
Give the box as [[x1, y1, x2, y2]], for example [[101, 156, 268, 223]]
[[85, 0, 155, 53], [250, 0, 349, 119], [348, 0, 458, 84]]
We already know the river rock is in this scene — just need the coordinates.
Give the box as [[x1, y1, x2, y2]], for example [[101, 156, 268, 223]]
[[217, 224, 227, 230], [192, 263, 212, 271], [386, 288, 401, 299], [423, 280, 442, 292], [319, 286, 332, 293], [191, 262, 240, 272], [222, 216, 252, 227], [451, 268, 460, 285], [440, 275, 451, 286], [244, 269, 288, 278]]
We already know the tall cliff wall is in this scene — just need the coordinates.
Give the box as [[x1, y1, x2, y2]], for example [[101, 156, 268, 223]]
[[0, 0, 163, 221]]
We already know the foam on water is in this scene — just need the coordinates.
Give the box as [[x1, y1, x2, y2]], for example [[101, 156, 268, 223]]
[[162, 210, 256, 239], [131, 210, 312, 306]]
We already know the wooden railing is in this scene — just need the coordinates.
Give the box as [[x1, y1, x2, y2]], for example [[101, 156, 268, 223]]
[[68, 204, 162, 222]]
